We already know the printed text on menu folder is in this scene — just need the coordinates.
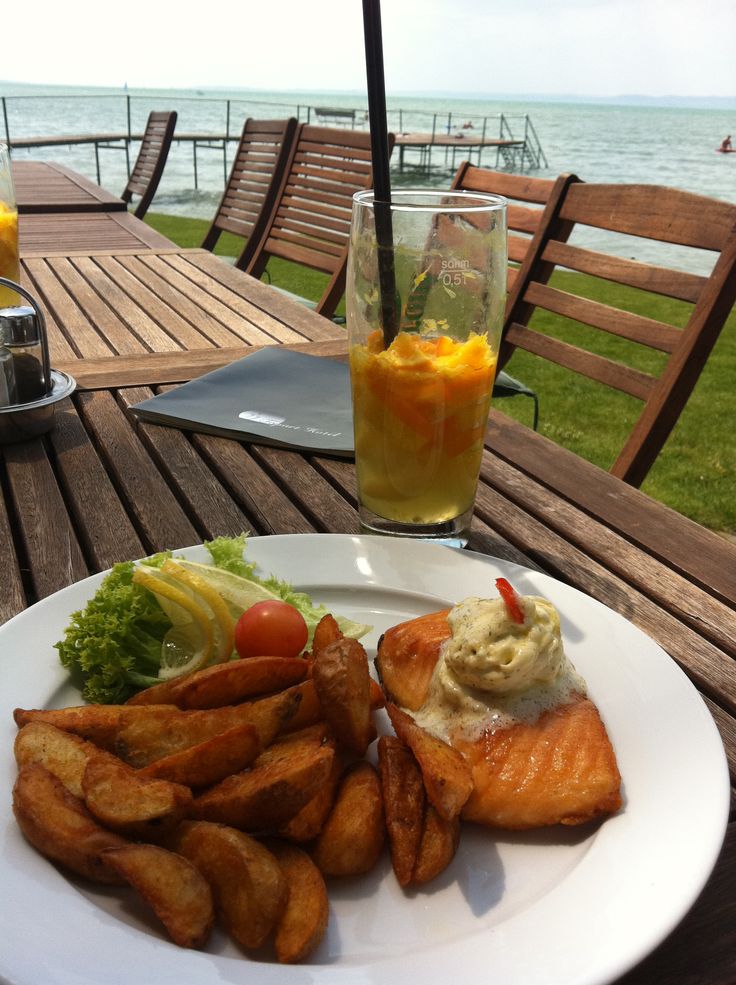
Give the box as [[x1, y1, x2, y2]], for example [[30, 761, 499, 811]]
[[131, 348, 354, 456]]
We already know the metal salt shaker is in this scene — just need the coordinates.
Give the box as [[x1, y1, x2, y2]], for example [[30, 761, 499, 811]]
[[0, 304, 47, 404], [0, 316, 16, 406]]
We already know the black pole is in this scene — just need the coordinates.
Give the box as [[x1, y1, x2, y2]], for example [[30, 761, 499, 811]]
[[362, 0, 398, 345]]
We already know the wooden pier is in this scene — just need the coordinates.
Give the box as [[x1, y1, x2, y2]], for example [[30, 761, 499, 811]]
[[394, 132, 531, 172]]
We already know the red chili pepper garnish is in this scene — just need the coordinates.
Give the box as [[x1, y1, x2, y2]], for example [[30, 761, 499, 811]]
[[495, 577, 525, 624]]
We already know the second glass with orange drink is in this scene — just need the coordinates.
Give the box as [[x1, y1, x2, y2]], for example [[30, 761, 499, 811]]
[[0, 143, 20, 309], [346, 190, 507, 546]]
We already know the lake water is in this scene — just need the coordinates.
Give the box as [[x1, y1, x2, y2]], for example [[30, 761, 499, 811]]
[[3, 83, 736, 272]]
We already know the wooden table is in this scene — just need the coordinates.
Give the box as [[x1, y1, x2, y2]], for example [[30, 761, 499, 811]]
[[19, 211, 176, 255], [17, 248, 345, 364], [2, 250, 734, 984], [11, 160, 126, 213]]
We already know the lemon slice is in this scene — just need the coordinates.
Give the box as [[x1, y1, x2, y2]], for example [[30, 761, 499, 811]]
[[133, 569, 214, 679], [172, 560, 280, 618], [161, 559, 236, 662]]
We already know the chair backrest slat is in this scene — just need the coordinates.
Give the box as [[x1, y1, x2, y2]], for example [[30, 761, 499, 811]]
[[201, 117, 297, 262], [541, 239, 707, 304], [523, 281, 682, 352], [503, 178, 736, 485], [505, 322, 657, 399], [559, 182, 733, 251], [244, 124, 394, 318], [121, 111, 177, 219]]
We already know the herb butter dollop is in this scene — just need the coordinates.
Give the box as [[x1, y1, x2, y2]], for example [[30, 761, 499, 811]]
[[413, 594, 586, 742], [444, 596, 564, 694]]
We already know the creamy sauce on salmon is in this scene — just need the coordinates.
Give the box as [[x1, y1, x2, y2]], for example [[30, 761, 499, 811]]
[[412, 595, 586, 742]]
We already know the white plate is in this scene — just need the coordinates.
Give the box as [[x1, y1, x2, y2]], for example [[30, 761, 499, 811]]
[[0, 534, 729, 985]]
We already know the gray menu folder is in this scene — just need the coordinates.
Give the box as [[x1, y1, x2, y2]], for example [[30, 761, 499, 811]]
[[131, 348, 354, 456]]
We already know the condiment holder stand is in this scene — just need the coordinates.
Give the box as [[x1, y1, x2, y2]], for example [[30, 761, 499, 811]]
[[0, 277, 76, 444]]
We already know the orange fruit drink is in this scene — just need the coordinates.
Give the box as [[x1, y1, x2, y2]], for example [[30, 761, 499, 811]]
[[0, 201, 20, 308], [350, 329, 496, 524]]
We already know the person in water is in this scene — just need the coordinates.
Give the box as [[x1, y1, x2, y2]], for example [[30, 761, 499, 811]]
[[720, 135, 733, 152]]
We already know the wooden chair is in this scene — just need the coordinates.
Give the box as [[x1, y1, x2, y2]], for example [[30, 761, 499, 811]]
[[121, 111, 177, 219], [201, 118, 298, 264], [450, 162, 567, 292], [450, 162, 573, 427], [501, 178, 736, 486], [242, 124, 394, 318]]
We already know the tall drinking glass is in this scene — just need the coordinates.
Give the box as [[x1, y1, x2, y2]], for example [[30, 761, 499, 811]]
[[347, 189, 507, 547], [0, 144, 20, 308]]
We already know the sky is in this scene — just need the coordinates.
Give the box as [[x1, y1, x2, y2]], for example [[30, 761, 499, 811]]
[[5, 0, 736, 100]]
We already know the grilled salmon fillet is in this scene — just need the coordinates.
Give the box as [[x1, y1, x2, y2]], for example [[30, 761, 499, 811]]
[[376, 610, 622, 829]]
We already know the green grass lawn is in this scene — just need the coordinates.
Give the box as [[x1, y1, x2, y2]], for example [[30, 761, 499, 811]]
[[146, 212, 736, 535]]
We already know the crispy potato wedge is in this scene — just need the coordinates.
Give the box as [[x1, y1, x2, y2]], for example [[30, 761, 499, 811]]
[[82, 757, 193, 839], [138, 722, 261, 787], [280, 680, 323, 733], [115, 691, 299, 768], [101, 844, 214, 948], [115, 707, 239, 767], [129, 657, 309, 710], [377, 735, 425, 887], [172, 820, 287, 950], [386, 704, 473, 821], [14, 721, 118, 799], [173, 657, 308, 709], [12, 764, 128, 884], [14, 705, 127, 748], [267, 841, 329, 963], [124, 677, 186, 707], [277, 751, 344, 843], [311, 613, 342, 654], [191, 733, 335, 831], [312, 638, 375, 756], [412, 805, 461, 885], [311, 761, 385, 877], [236, 688, 304, 745], [281, 678, 384, 735]]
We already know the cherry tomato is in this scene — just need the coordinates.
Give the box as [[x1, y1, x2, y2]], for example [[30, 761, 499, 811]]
[[234, 600, 309, 659]]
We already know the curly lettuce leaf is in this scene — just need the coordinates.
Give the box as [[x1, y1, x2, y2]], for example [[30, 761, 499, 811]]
[[55, 555, 173, 704]]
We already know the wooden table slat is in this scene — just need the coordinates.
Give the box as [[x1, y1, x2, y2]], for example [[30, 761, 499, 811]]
[[22, 256, 116, 359], [162, 253, 312, 346], [189, 251, 348, 342], [116, 386, 253, 540], [46, 399, 146, 571], [12, 160, 127, 213], [189, 433, 318, 536], [0, 471, 27, 623], [250, 444, 361, 534], [20, 212, 175, 255], [3, 437, 89, 602], [54, 338, 349, 391], [76, 389, 199, 552], [489, 410, 736, 605], [119, 254, 252, 349]]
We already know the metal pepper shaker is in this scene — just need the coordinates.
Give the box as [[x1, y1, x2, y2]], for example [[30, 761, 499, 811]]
[[0, 304, 47, 403], [0, 320, 16, 407]]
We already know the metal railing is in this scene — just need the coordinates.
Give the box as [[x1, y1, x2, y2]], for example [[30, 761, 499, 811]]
[[1, 92, 548, 177]]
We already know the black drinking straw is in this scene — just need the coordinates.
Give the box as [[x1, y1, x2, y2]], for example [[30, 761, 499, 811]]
[[361, 0, 398, 346]]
